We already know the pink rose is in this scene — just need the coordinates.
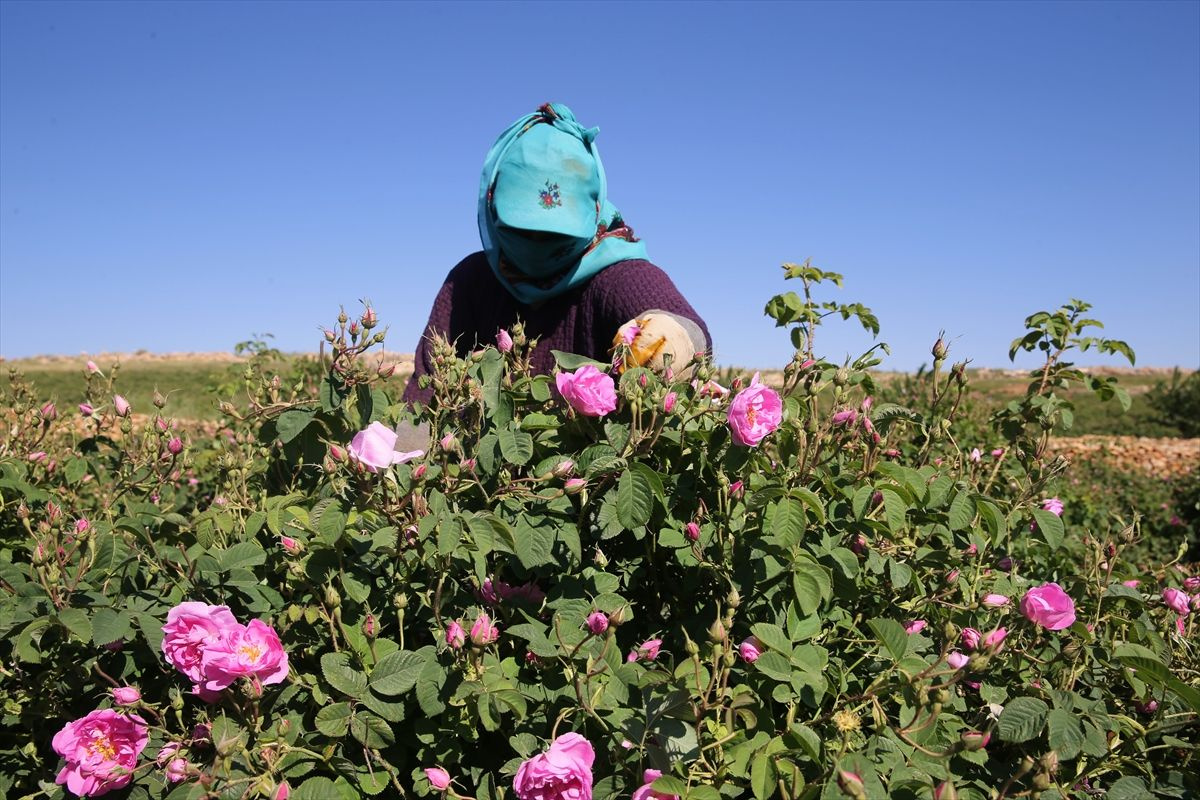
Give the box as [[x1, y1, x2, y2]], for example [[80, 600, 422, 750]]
[[166, 758, 189, 783], [947, 651, 969, 669], [556, 365, 618, 417], [496, 329, 513, 353], [662, 392, 678, 413], [1041, 497, 1064, 516], [983, 627, 1008, 651], [52, 708, 149, 797], [586, 612, 609, 635], [86, 359, 100, 374], [471, 613, 499, 646], [274, 782, 291, 800], [445, 620, 465, 649], [161, 602, 241, 683], [831, 408, 857, 426], [79, 402, 95, 417], [113, 395, 131, 417], [197, 619, 289, 693], [167, 437, 183, 455], [280, 536, 301, 554], [627, 638, 663, 663], [684, 522, 700, 542], [991, 448, 1005, 457], [728, 480, 744, 498], [905, 620, 927, 635], [738, 636, 763, 663], [1123, 580, 1140, 588], [111, 686, 141, 706], [1163, 587, 1190, 615], [727, 373, 783, 447], [982, 593, 1010, 608], [1021, 583, 1077, 630], [347, 421, 424, 472], [425, 767, 452, 791], [1184, 576, 1200, 592], [969, 448, 982, 463], [632, 769, 680, 800], [156, 742, 180, 767], [961, 627, 982, 651], [513, 732, 595, 800]]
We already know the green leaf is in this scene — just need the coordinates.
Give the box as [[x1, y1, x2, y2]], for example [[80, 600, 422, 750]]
[[276, 409, 315, 443], [1031, 509, 1065, 550], [877, 487, 908, 532], [350, 712, 395, 748], [317, 507, 347, 545], [91, 608, 131, 646], [92, 532, 129, 576], [1047, 708, 1084, 760], [750, 752, 777, 800], [749, 623, 791, 655], [321, 652, 367, 698], [947, 491, 975, 531], [292, 777, 339, 800], [793, 488, 826, 525], [1106, 777, 1152, 800], [866, 618, 908, 662], [617, 466, 655, 530], [551, 350, 610, 371], [215, 541, 266, 572], [369, 649, 425, 696], [515, 518, 556, 569], [997, 696, 1049, 743], [314, 702, 352, 737], [498, 427, 534, 465], [57, 608, 92, 642], [753, 652, 795, 683], [649, 775, 687, 796], [767, 498, 806, 546], [792, 560, 829, 616], [64, 457, 88, 484]]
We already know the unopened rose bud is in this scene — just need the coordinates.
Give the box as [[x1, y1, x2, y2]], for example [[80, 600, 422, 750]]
[[439, 432, 456, 451], [564, 477, 586, 495], [639, 373, 649, 388], [662, 391, 678, 413], [218, 401, 236, 416], [707, 619, 727, 643], [280, 536, 301, 554], [552, 459, 574, 478], [167, 437, 183, 455], [112, 686, 141, 705], [932, 337, 948, 361], [728, 480, 745, 498], [377, 363, 396, 378], [685, 522, 700, 542], [585, 612, 609, 635], [934, 781, 958, 800], [960, 730, 990, 751], [731, 376, 742, 391], [348, 321, 359, 337], [113, 394, 131, 417], [496, 328, 513, 352], [324, 584, 341, 609], [363, 614, 377, 639], [412, 463, 427, 480], [39, 401, 57, 422], [361, 307, 377, 329], [78, 402, 94, 417], [837, 770, 866, 800]]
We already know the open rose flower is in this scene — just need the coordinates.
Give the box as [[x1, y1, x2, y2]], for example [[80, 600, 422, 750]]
[[52, 708, 149, 797], [738, 636, 763, 663], [556, 365, 618, 417], [347, 421, 424, 472], [632, 769, 680, 800], [727, 373, 783, 447], [196, 619, 289, 694], [1163, 587, 1190, 615], [1021, 583, 1077, 630], [513, 732, 594, 800], [627, 638, 663, 663], [1041, 497, 1065, 516], [161, 602, 241, 684]]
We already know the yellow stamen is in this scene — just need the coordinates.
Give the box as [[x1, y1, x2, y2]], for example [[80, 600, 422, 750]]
[[238, 643, 263, 662]]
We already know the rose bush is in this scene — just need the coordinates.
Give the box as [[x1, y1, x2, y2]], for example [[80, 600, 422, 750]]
[[0, 269, 1196, 800]]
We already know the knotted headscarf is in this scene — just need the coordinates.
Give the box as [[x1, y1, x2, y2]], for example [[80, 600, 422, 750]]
[[478, 103, 648, 304]]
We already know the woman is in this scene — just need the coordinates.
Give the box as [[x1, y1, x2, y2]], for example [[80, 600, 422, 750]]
[[401, 103, 710, 407]]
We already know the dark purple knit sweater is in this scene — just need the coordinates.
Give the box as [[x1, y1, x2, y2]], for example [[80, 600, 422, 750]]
[[401, 252, 710, 405]]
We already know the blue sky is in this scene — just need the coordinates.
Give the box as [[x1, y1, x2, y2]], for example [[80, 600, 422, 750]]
[[2, 1, 1197, 371]]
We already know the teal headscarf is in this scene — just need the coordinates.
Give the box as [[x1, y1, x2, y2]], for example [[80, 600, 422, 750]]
[[478, 103, 648, 304]]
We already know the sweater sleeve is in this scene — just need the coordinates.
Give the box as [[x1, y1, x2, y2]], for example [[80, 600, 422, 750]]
[[588, 260, 712, 361]]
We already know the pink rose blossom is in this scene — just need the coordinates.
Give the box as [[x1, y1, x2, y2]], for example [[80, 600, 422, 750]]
[[662, 391, 677, 413], [831, 408, 857, 426], [1041, 497, 1065, 516], [1163, 587, 1190, 615], [1183, 576, 1200, 592], [156, 743, 180, 767], [947, 651, 969, 669], [1123, 579, 1140, 588], [946, 569, 960, 584], [727, 373, 783, 447], [161, 602, 241, 684], [738, 636, 763, 663], [991, 448, 1005, 457], [632, 769, 680, 800], [280, 536, 300, 554], [556, 365, 618, 417], [627, 638, 663, 662], [585, 612, 609, 635], [79, 402, 95, 417], [52, 708, 149, 797], [960, 730, 990, 751], [197, 619, 289, 694], [728, 480, 744, 498], [111, 686, 141, 705], [513, 732, 595, 800], [167, 437, 183, 455], [564, 477, 587, 494], [684, 522, 700, 542], [905, 620, 927, 634], [86, 360, 100, 374], [1021, 583, 1077, 630], [470, 613, 499, 646], [969, 448, 982, 463], [113, 395, 131, 417], [445, 620, 466, 650], [274, 782, 291, 800], [983, 627, 1008, 651], [75, 518, 91, 534], [964, 543, 978, 556], [347, 422, 424, 472], [426, 767, 452, 791], [165, 758, 189, 783], [1135, 699, 1158, 714], [982, 593, 1010, 608], [440, 433, 456, 451], [961, 627, 982, 650], [496, 328, 513, 352]]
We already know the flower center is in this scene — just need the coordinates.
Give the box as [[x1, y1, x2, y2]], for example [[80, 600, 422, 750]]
[[238, 642, 263, 662], [746, 407, 757, 426], [88, 732, 117, 760]]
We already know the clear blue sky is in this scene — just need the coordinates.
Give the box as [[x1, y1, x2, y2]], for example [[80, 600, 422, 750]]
[[2, 1, 1197, 371]]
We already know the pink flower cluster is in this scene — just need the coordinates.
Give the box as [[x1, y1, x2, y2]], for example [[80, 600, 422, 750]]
[[161, 602, 288, 701], [53, 709, 149, 797]]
